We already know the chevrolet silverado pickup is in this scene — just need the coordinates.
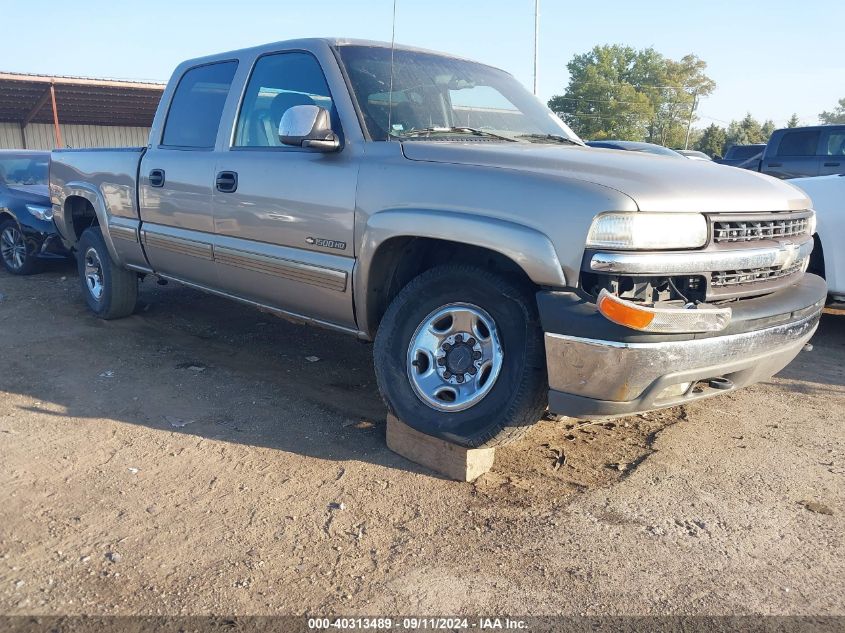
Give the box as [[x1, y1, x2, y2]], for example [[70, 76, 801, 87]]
[[50, 38, 827, 447]]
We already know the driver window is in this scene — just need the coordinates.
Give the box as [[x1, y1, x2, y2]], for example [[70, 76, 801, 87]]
[[234, 52, 337, 148], [824, 132, 845, 156]]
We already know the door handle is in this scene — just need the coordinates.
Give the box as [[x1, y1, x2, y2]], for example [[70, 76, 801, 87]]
[[824, 162, 840, 167], [767, 162, 782, 168], [149, 169, 165, 187], [215, 171, 238, 193]]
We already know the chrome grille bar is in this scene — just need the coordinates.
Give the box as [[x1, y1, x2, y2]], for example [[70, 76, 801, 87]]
[[711, 258, 807, 288], [713, 217, 809, 243]]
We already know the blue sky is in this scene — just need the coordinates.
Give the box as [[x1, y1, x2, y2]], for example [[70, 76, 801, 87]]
[[4, 0, 843, 128]]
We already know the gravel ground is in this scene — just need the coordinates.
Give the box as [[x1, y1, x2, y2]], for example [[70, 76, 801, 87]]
[[0, 263, 843, 617]]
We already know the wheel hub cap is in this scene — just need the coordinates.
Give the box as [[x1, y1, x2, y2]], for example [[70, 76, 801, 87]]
[[84, 247, 104, 301], [407, 303, 503, 412], [444, 341, 475, 375], [1, 226, 27, 270]]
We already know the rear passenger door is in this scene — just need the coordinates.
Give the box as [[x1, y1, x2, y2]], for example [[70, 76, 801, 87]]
[[138, 61, 237, 288], [762, 129, 821, 179], [819, 128, 845, 176], [211, 51, 357, 330]]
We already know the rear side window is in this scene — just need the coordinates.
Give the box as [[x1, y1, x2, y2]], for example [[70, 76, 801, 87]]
[[234, 52, 337, 148], [776, 131, 820, 157], [162, 61, 238, 148], [730, 145, 764, 160], [823, 131, 845, 156]]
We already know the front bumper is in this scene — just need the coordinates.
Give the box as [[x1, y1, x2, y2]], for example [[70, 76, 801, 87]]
[[541, 274, 826, 418]]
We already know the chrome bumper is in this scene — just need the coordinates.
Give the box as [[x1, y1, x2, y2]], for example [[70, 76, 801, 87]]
[[545, 309, 821, 418], [589, 236, 814, 274]]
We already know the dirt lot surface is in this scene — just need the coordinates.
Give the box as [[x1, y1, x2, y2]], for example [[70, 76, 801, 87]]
[[1, 264, 843, 617]]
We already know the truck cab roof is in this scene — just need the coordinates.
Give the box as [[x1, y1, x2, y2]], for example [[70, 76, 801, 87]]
[[177, 37, 483, 71]]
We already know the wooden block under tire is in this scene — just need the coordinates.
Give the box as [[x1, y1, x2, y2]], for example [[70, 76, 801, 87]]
[[386, 414, 496, 482]]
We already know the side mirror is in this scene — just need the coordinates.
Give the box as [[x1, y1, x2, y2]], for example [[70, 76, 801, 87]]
[[279, 105, 340, 152]]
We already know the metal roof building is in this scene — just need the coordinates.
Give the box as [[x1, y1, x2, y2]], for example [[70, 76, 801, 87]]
[[0, 71, 164, 150]]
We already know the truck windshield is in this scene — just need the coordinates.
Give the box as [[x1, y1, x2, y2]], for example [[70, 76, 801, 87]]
[[336, 45, 581, 144]]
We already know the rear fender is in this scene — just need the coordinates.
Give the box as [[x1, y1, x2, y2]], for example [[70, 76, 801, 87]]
[[55, 182, 123, 265]]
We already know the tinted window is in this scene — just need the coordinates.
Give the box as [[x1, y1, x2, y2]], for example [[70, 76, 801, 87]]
[[162, 61, 238, 148], [0, 154, 48, 185], [824, 131, 845, 156], [777, 131, 820, 157], [731, 145, 765, 160], [234, 52, 337, 147]]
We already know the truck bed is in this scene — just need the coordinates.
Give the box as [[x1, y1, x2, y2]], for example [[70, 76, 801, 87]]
[[50, 147, 145, 223]]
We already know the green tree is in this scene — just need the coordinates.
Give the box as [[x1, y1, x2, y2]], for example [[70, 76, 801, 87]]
[[694, 123, 727, 158], [787, 113, 800, 128], [819, 98, 845, 124], [761, 119, 776, 139], [548, 45, 715, 144], [725, 113, 768, 148], [548, 45, 652, 140], [647, 54, 716, 148]]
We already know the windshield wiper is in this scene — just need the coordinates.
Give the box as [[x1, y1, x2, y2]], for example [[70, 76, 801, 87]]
[[394, 127, 517, 142], [515, 133, 581, 145]]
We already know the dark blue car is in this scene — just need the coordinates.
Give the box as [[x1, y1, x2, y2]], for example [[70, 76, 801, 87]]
[[0, 150, 69, 274]]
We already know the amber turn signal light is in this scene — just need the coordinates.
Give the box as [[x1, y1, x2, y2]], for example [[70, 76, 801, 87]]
[[596, 289, 732, 334], [597, 292, 655, 330]]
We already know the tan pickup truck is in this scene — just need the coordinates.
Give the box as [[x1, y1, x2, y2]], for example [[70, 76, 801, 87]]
[[50, 38, 826, 447]]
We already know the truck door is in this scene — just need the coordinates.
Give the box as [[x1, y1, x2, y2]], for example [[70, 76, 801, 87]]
[[819, 128, 845, 176], [211, 51, 357, 330], [138, 61, 238, 288], [762, 129, 821, 179]]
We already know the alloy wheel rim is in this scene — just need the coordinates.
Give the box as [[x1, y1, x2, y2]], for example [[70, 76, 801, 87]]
[[84, 247, 105, 301], [0, 226, 27, 271], [407, 303, 504, 412]]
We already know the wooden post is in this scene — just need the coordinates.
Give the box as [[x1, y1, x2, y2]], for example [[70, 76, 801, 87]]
[[20, 86, 53, 150], [386, 414, 496, 481], [49, 82, 63, 148]]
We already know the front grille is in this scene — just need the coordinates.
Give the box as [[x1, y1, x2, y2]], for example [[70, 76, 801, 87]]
[[713, 216, 809, 243], [711, 258, 807, 288]]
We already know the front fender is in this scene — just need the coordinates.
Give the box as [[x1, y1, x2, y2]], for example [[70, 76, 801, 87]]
[[354, 208, 568, 337], [54, 182, 123, 265]]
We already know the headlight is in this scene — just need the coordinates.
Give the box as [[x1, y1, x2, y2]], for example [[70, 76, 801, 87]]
[[586, 212, 708, 250], [25, 204, 53, 222]]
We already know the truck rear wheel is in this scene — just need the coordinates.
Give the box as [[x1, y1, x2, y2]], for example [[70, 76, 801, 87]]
[[76, 227, 138, 319], [373, 265, 547, 448]]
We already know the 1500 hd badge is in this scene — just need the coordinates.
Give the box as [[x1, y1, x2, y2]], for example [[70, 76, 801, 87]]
[[306, 237, 346, 250]]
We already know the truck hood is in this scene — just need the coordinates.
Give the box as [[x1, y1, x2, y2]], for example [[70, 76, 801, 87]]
[[401, 142, 811, 213]]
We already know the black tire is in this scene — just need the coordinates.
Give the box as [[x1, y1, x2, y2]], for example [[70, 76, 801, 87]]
[[808, 235, 825, 279], [373, 265, 547, 448], [0, 218, 37, 275], [76, 227, 138, 319]]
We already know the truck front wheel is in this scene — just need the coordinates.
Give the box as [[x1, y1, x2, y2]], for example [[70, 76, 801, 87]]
[[373, 265, 547, 448], [76, 227, 138, 319]]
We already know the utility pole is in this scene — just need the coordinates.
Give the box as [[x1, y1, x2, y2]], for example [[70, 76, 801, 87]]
[[684, 87, 699, 150], [533, 0, 539, 96]]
